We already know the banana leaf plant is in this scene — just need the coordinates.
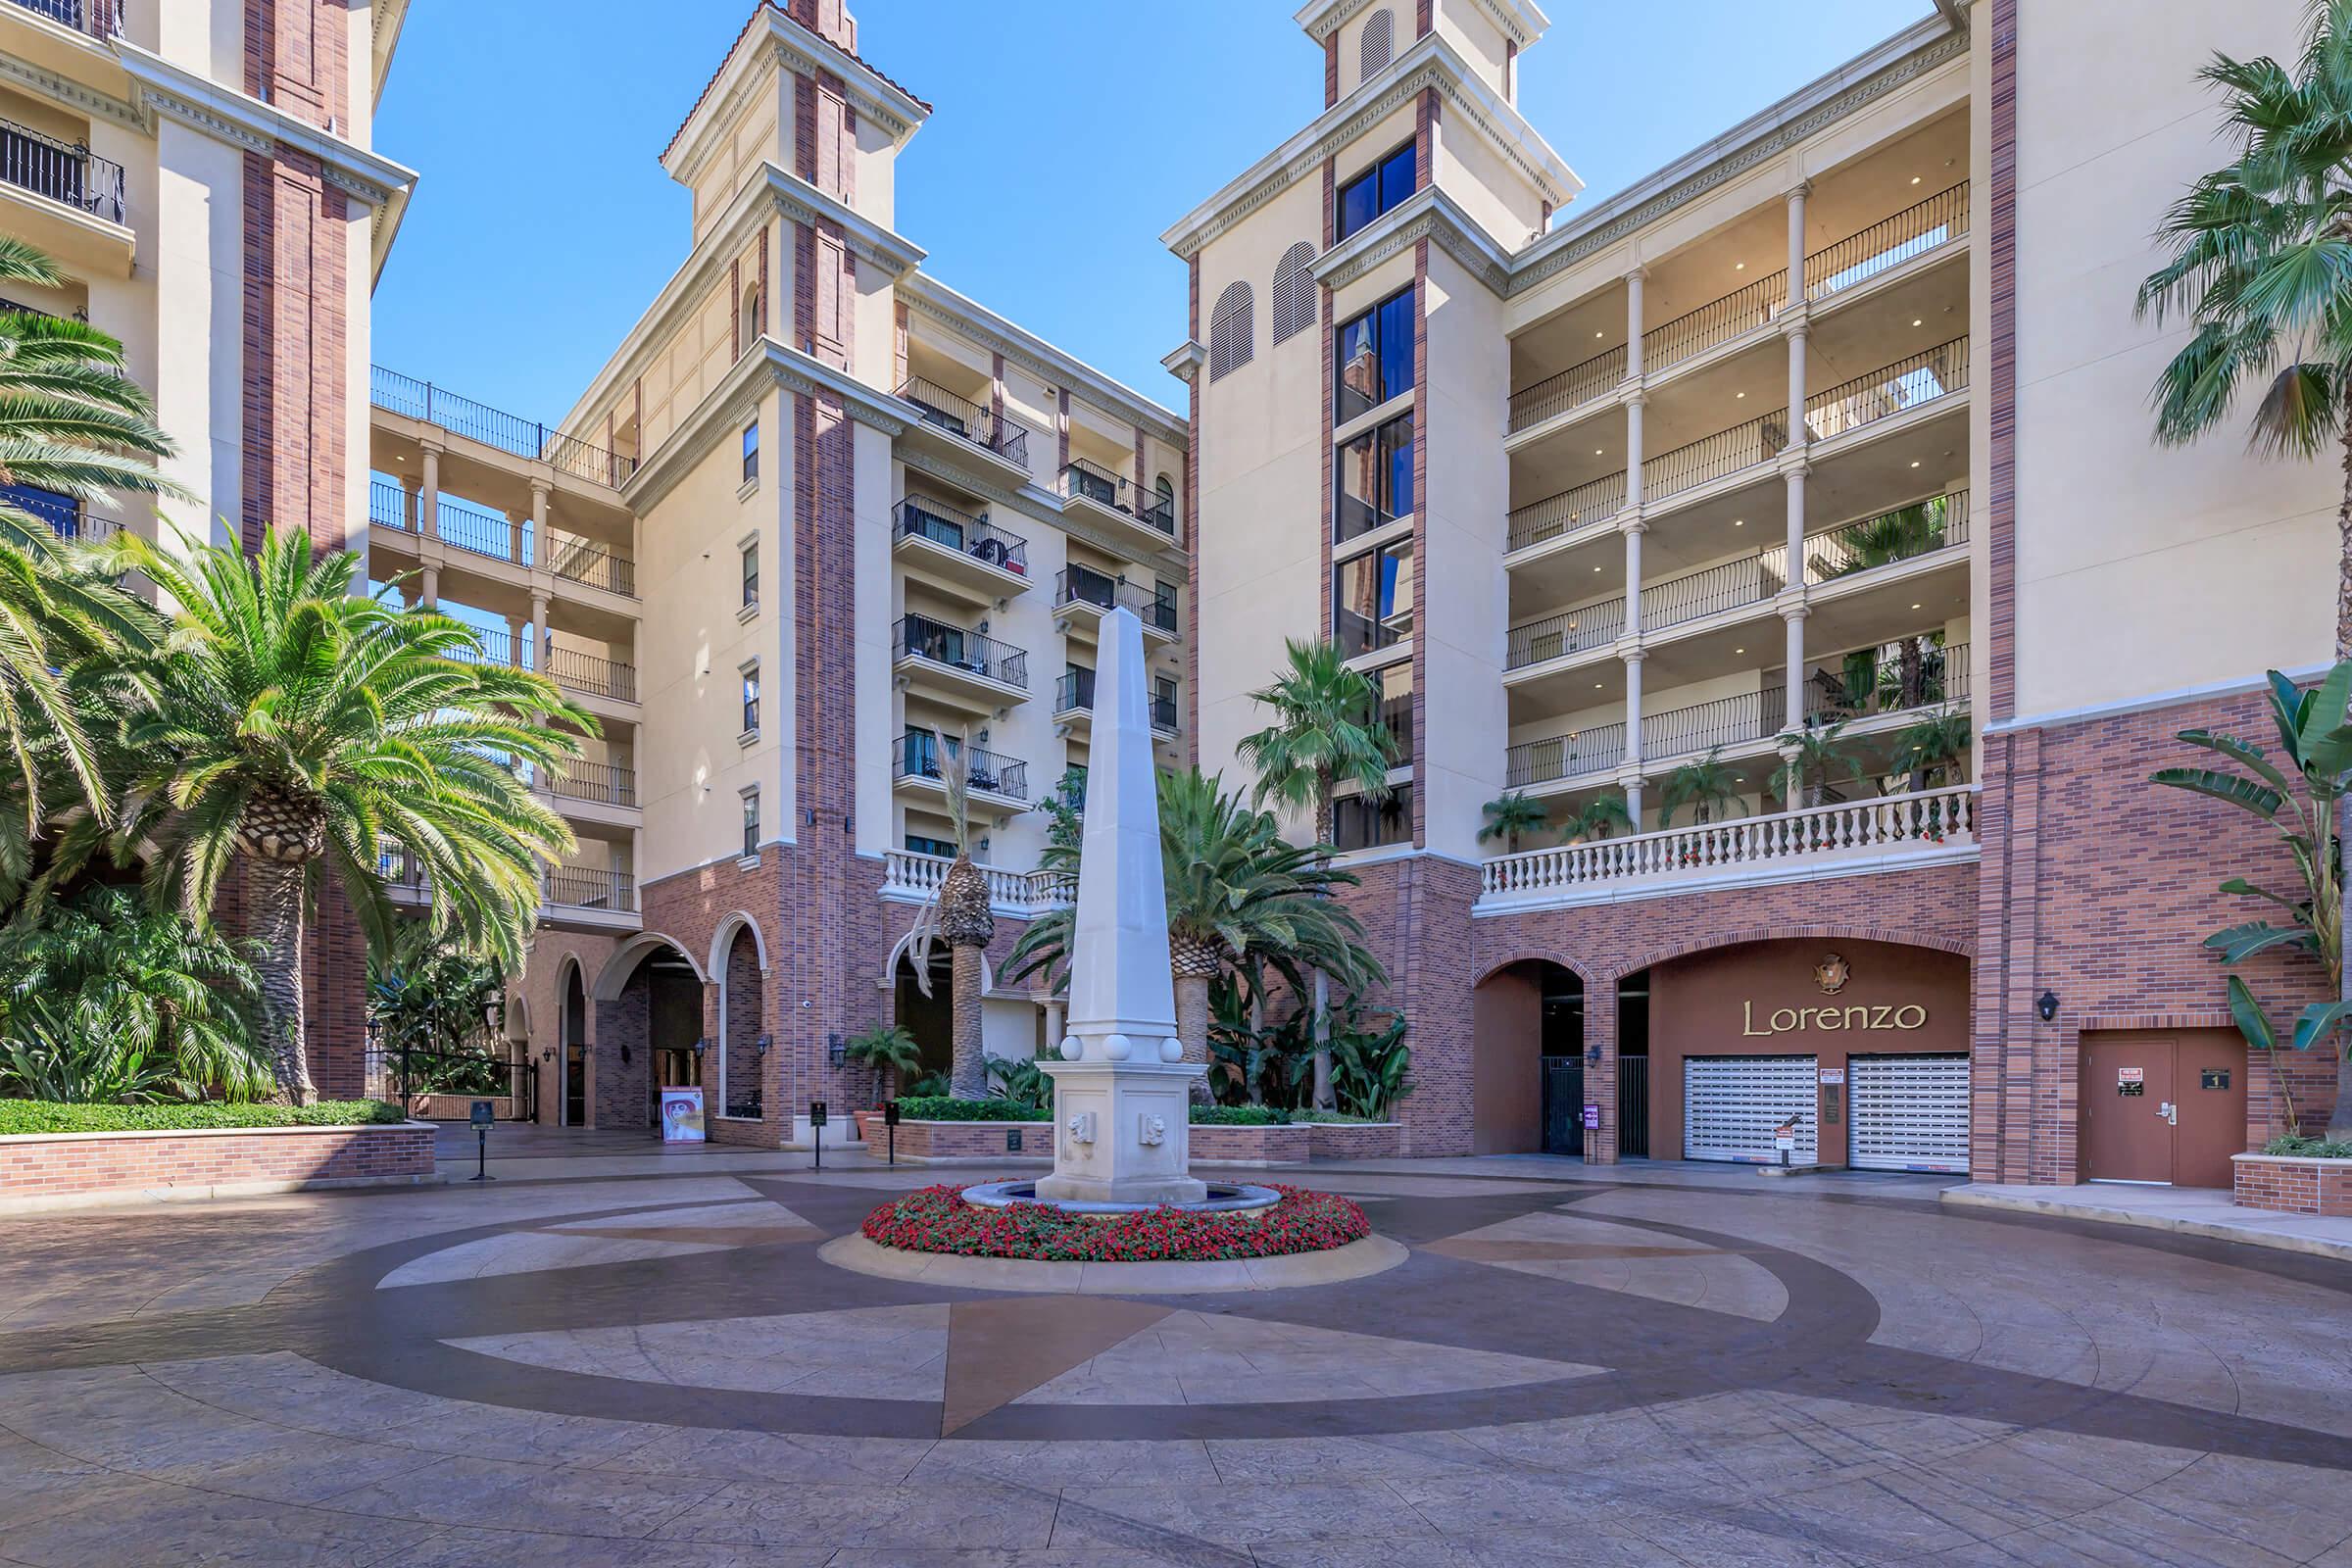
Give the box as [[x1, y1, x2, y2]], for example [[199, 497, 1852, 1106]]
[[2152, 664, 2352, 1133]]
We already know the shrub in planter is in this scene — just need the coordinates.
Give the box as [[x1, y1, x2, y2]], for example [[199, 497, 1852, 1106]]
[[0, 1100, 407, 1136], [2265, 1134, 2352, 1158], [861, 1182, 1369, 1261], [1189, 1104, 1290, 1125], [891, 1096, 1050, 1122]]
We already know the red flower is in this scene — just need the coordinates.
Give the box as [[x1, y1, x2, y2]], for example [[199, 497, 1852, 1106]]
[[858, 1182, 1370, 1262]]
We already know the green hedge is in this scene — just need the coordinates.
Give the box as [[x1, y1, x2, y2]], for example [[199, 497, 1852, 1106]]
[[893, 1097, 1051, 1123], [0, 1100, 408, 1136], [1189, 1104, 1289, 1125], [2265, 1134, 2352, 1158]]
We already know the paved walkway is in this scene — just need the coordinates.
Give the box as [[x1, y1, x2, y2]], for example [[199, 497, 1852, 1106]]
[[3, 1146, 2350, 1564], [1947, 1178, 2352, 1261]]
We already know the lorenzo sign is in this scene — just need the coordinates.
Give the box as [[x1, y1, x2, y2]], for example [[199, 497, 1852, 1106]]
[[1742, 1001, 1929, 1036]]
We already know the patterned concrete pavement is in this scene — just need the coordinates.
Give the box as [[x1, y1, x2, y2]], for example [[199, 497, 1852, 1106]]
[[2, 1143, 2350, 1566]]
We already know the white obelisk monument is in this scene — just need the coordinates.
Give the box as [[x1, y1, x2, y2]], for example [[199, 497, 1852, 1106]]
[[1035, 605, 1208, 1204]]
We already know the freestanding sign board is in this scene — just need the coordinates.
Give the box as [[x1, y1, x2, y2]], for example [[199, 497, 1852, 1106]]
[[659, 1088, 706, 1144]]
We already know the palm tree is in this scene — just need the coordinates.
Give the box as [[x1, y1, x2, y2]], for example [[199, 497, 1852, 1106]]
[[2135, 1, 2352, 1122], [368, 922, 507, 1101], [1888, 709, 1973, 794], [1775, 718, 1863, 808], [924, 731, 995, 1100], [0, 238, 184, 839], [1237, 638, 1396, 1105], [1477, 791, 1548, 855], [842, 1022, 923, 1102], [1563, 794, 1635, 844], [1656, 748, 1748, 830], [1815, 499, 1943, 580], [1003, 769, 1383, 1084], [103, 527, 588, 1103]]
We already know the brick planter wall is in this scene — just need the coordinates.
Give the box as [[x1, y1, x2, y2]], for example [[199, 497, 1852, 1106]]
[[1307, 1122, 1404, 1160], [406, 1095, 514, 1121], [2234, 1153, 2352, 1216], [1188, 1124, 1310, 1165], [0, 1121, 438, 1213], [890, 1119, 1050, 1161]]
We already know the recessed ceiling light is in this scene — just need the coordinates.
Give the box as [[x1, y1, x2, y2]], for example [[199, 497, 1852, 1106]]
[[1735, 262, 1745, 270], [1735, 647, 1745, 655], [1594, 683, 1604, 690], [1594, 329, 1604, 338], [1910, 461, 1922, 468], [1911, 603, 1923, 611], [1594, 448, 1605, 456], [1911, 175, 1922, 185], [1592, 564, 1602, 572], [1912, 318, 1924, 327], [1734, 518, 1745, 526], [1737, 391, 1747, 399]]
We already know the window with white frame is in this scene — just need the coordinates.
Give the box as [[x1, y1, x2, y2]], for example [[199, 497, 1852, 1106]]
[[741, 420, 760, 485], [740, 536, 759, 609], [740, 661, 760, 736], [740, 787, 760, 858]]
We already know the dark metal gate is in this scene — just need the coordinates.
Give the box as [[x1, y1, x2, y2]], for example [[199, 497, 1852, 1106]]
[[1541, 1056, 1585, 1155], [396, 1047, 538, 1121], [1618, 1055, 1650, 1158]]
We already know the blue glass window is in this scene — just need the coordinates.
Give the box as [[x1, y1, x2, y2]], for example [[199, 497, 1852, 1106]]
[[1337, 143, 1417, 242]]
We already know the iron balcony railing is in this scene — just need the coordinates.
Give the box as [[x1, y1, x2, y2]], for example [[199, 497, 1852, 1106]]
[[542, 760, 637, 809], [896, 375, 1031, 471], [368, 477, 405, 531], [3, 0, 120, 33], [0, 115, 124, 225], [1507, 598, 1627, 670], [1059, 459, 1177, 538], [0, 294, 86, 323], [542, 864, 637, 914], [1646, 269, 1789, 377], [1807, 181, 1971, 302], [1054, 668, 1179, 732], [1507, 471, 1629, 555], [370, 367, 638, 487], [1803, 491, 1970, 582], [1645, 409, 1792, 504], [1508, 343, 1627, 434], [1054, 563, 1178, 634], [1505, 721, 1627, 789], [1, 481, 108, 543], [1642, 552, 1788, 636], [544, 531, 635, 597], [1787, 640, 1971, 725], [893, 612, 1029, 689], [1805, 337, 1969, 444], [895, 730, 1029, 802], [446, 624, 517, 666], [544, 645, 636, 702], [367, 482, 636, 596], [893, 495, 1029, 578], [1642, 690, 1786, 761]]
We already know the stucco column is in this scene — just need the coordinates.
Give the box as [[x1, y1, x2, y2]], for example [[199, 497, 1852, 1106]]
[[1042, 996, 1066, 1056], [508, 509, 527, 568], [504, 613, 525, 668], [1782, 605, 1808, 807], [418, 444, 441, 539], [1783, 454, 1809, 806], [1585, 974, 1620, 1166], [529, 591, 550, 678], [1787, 322, 1810, 448], [1624, 390, 1645, 514], [399, 475, 418, 534], [417, 564, 438, 609], [1624, 266, 1646, 379], [530, 478, 552, 569], [1786, 180, 1809, 311], [1623, 647, 1645, 826]]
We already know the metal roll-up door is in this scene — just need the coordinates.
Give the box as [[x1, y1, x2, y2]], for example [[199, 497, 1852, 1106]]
[[1849, 1054, 1971, 1172], [1683, 1055, 1818, 1164]]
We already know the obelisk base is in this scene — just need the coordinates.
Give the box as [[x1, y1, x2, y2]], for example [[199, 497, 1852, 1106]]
[[1035, 1060, 1209, 1205]]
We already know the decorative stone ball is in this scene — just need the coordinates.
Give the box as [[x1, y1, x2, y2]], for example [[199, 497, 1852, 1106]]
[[1057, 1035, 1082, 1060], [1102, 1033, 1133, 1061], [1158, 1036, 1183, 1062]]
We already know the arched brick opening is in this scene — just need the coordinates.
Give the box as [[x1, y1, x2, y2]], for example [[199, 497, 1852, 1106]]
[[719, 923, 765, 1121], [591, 937, 705, 1133], [1470, 958, 1587, 1155], [559, 958, 589, 1127]]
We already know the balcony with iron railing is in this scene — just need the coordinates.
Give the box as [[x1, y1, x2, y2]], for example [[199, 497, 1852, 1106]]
[[2, 0, 120, 35], [0, 114, 123, 225], [1058, 459, 1178, 551], [1504, 182, 1972, 438], [540, 760, 638, 811], [442, 626, 637, 705], [892, 496, 1030, 591], [1054, 667, 1179, 735], [1507, 598, 1627, 672], [541, 863, 638, 918], [1505, 720, 1628, 791], [1505, 471, 1630, 557], [893, 730, 1029, 805], [370, 482, 638, 598], [3, 481, 111, 544], [370, 367, 638, 489], [1804, 337, 1969, 446], [1478, 784, 1979, 910], [1054, 563, 1179, 639], [896, 375, 1031, 472], [892, 613, 1029, 700]]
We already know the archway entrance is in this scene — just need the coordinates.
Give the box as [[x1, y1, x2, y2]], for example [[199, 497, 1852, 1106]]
[[1472, 960, 1581, 1154], [597, 939, 707, 1133], [562, 965, 587, 1127], [894, 946, 954, 1090]]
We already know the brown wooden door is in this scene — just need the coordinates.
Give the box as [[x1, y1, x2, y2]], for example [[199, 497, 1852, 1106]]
[[2174, 1031, 2247, 1189], [2080, 1035, 2176, 1183]]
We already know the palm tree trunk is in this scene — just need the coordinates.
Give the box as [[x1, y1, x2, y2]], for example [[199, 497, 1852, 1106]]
[[246, 857, 316, 1105], [1174, 971, 1214, 1106], [1311, 969, 1334, 1110], [2330, 420, 2352, 1140], [949, 944, 986, 1100], [1247, 990, 1265, 1106]]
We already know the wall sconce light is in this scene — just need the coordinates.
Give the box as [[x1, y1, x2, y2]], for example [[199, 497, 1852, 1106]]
[[827, 1031, 846, 1066], [2035, 989, 2059, 1023], [692, 1038, 709, 1058], [1585, 1042, 1602, 1064], [619, 1044, 631, 1064], [755, 1034, 772, 1059]]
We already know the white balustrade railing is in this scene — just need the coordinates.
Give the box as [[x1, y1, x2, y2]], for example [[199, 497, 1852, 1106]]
[[1479, 785, 1978, 906], [880, 850, 1072, 915]]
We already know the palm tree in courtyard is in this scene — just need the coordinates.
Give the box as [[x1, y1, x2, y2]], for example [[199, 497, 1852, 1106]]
[[1238, 637, 1396, 1105], [1563, 794, 1635, 844], [902, 729, 994, 1101], [102, 527, 588, 1103], [1003, 769, 1382, 1090], [2137, 0, 2352, 1131], [1656, 749, 1748, 830], [1477, 791, 1549, 855], [0, 238, 186, 851]]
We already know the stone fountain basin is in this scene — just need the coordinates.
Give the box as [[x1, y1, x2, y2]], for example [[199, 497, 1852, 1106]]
[[959, 1179, 1282, 1220]]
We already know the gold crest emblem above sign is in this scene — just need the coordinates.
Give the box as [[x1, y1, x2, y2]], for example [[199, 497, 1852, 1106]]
[[1814, 953, 1851, 995]]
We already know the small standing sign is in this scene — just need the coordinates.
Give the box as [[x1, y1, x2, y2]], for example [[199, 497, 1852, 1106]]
[[883, 1100, 901, 1166], [809, 1101, 828, 1170], [467, 1100, 495, 1183], [1580, 1103, 1600, 1131]]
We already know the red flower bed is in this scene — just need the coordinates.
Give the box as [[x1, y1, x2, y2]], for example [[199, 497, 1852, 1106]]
[[859, 1182, 1370, 1262]]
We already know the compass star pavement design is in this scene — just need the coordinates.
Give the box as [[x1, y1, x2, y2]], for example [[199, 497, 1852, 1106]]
[[3, 1134, 2352, 1565]]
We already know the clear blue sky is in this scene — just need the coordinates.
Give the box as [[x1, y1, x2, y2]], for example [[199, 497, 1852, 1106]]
[[373, 0, 1929, 426]]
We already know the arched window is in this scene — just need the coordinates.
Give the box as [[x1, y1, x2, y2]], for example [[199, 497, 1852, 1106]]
[[741, 281, 763, 351], [1155, 472, 1176, 517], [1358, 8, 1394, 77], [1208, 281, 1254, 382], [1271, 241, 1317, 345]]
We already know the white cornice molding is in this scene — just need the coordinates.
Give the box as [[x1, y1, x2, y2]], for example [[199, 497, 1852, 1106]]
[[560, 162, 924, 437], [372, 0, 412, 100], [1160, 341, 1204, 385], [623, 337, 911, 513], [664, 8, 926, 189], [1981, 664, 2333, 739], [1296, 0, 1548, 49], [113, 45, 416, 206], [898, 273, 1186, 445], [0, 49, 136, 128], [1311, 182, 1513, 298], [1505, 17, 1964, 297], [1160, 30, 1578, 262]]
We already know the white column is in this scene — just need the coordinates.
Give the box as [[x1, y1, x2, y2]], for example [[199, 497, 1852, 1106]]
[[1788, 322, 1810, 447], [1786, 180, 1809, 312], [1623, 648, 1645, 827], [1625, 266, 1646, 379], [505, 613, 525, 668], [417, 564, 438, 609], [529, 591, 550, 677], [508, 510, 527, 568], [530, 479, 552, 569], [418, 445, 441, 539], [1623, 391, 1646, 627], [1783, 458, 1809, 789], [399, 475, 418, 533]]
